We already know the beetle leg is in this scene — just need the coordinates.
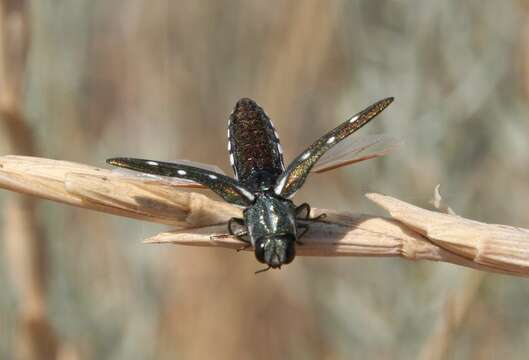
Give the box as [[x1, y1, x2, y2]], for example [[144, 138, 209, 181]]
[[296, 203, 326, 222], [228, 217, 252, 251], [296, 223, 309, 244], [295, 203, 311, 219], [236, 243, 252, 252], [228, 217, 250, 239], [228, 217, 245, 234], [296, 203, 324, 221], [234, 231, 250, 246]]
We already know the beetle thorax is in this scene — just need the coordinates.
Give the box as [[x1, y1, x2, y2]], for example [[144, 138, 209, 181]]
[[244, 192, 296, 246]]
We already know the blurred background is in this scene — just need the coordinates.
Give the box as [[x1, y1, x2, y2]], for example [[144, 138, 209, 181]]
[[1, 0, 529, 359]]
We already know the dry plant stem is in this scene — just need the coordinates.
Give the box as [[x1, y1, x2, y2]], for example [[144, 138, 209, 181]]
[[418, 272, 485, 360], [0, 1, 61, 358], [418, 191, 485, 360], [1, 155, 529, 277]]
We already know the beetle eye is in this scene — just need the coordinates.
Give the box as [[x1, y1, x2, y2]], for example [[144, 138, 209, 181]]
[[254, 240, 266, 264], [284, 240, 296, 264]]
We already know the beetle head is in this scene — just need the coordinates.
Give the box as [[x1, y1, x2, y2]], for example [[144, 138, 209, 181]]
[[254, 234, 296, 269]]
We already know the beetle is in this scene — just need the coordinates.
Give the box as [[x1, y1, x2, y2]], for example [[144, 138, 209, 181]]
[[107, 97, 394, 272]]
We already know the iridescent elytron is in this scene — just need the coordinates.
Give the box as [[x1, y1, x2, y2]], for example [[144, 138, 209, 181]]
[[107, 97, 394, 272]]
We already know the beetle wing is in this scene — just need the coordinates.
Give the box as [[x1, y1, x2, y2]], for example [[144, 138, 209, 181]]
[[166, 159, 227, 175], [274, 97, 393, 198], [110, 159, 227, 188], [228, 98, 285, 191], [311, 134, 400, 173], [107, 158, 254, 206]]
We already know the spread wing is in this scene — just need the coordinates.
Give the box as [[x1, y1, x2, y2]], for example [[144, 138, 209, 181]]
[[274, 97, 394, 198], [107, 158, 254, 206], [311, 134, 399, 173], [110, 160, 226, 189]]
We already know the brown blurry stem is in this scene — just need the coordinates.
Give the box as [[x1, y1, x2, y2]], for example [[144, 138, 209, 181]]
[[0, 156, 528, 278], [418, 187, 486, 360], [0, 1, 61, 359], [418, 272, 485, 360], [0, 1, 33, 154]]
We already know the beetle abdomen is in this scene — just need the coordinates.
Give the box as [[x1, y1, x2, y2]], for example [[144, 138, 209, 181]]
[[228, 98, 284, 191]]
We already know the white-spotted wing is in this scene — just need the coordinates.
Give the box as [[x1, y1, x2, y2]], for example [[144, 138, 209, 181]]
[[110, 159, 226, 188], [274, 97, 394, 198], [311, 134, 399, 173], [107, 158, 254, 206]]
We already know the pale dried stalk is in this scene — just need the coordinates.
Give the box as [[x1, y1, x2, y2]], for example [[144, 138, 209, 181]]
[[0, 156, 529, 278], [418, 190, 485, 360], [0, 1, 61, 358], [418, 272, 485, 360]]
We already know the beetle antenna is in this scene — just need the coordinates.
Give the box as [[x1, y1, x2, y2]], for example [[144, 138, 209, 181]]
[[255, 266, 271, 274]]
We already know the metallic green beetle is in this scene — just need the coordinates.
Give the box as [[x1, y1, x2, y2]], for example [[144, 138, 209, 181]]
[[108, 97, 394, 272]]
